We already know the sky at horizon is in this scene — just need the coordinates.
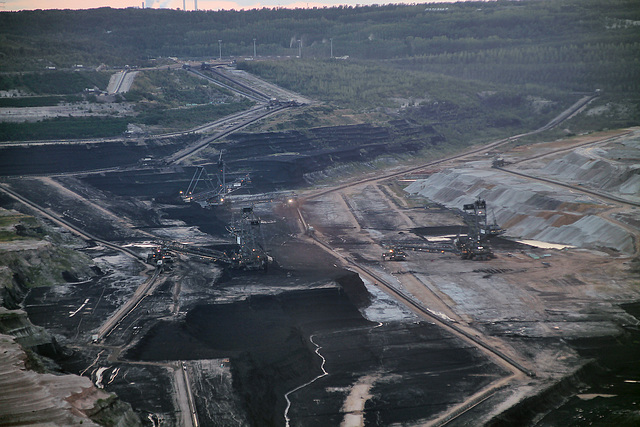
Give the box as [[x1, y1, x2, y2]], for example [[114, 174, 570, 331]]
[[3, 0, 468, 13]]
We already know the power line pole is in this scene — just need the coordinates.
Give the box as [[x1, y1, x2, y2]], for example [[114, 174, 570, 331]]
[[253, 38, 257, 58], [330, 38, 333, 58], [218, 40, 222, 60]]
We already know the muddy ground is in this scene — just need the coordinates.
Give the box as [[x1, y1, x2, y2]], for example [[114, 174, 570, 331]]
[[2, 127, 639, 426], [13, 195, 507, 426], [11, 172, 508, 425]]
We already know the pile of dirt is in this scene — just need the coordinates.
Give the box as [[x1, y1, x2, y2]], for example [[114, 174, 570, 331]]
[[405, 166, 634, 253], [537, 143, 640, 203]]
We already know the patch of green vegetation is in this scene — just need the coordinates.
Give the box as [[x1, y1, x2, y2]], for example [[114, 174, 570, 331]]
[[126, 69, 234, 107], [0, 116, 129, 141], [0, 214, 42, 242], [1, 242, 94, 288], [0, 230, 22, 241], [0, 91, 253, 141], [239, 59, 573, 147], [0, 95, 83, 107], [135, 99, 254, 130], [0, 71, 111, 95], [0, 214, 34, 228]]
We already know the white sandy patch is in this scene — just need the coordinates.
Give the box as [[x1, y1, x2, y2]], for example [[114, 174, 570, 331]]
[[340, 374, 380, 427], [516, 240, 575, 250]]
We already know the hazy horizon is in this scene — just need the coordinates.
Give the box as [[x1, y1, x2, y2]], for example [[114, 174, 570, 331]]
[[3, 0, 470, 13]]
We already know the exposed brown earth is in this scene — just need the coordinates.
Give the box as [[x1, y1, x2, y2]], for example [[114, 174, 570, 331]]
[[0, 91, 637, 426]]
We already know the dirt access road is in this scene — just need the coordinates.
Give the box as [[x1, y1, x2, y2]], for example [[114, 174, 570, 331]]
[[294, 128, 640, 425]]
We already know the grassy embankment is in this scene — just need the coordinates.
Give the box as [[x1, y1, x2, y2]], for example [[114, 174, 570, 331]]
[[0, 69, 254, 141]]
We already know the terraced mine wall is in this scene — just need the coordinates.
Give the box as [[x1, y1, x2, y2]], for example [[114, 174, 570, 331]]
[[534, 141, 640, 203], [71, 121, 443, 200], [0, 211, 141, 425], [218, 122, 443, 189], [0, 331, 141, 426], [405, 164, 636, 254], [0, 135, 198, 176]]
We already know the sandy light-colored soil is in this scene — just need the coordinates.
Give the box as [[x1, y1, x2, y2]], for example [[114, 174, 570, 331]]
[[0, 102, 134, 123], [296, 128, 640, 424], [0, 333, 108, 426]]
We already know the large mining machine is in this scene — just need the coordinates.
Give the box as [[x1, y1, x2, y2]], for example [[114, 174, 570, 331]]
[[146, 245, 175, 268], [453, 235, 493, 261], [226, 205, 272, 270], [462, 198, 505, 238], [454, 197, 503, 260], [180, 152, 250, 207], [382, 198, 503, 261], [382, 247, 407, 261]]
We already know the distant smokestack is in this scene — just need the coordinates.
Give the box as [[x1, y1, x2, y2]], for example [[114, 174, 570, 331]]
[[194, 0, 197, 10], [141, 1, 144, 8], [183, 0, 185, 10]]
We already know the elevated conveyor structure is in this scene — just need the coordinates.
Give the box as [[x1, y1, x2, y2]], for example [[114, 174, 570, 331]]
[[181, 154, 251, 207]]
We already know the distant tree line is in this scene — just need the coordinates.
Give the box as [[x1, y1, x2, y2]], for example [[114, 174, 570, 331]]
[[1, 0, 638, 141], [0, 0, 638, 95], [1, 0, 638, 93]]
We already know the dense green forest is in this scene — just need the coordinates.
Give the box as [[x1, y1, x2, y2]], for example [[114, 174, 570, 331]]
[[1, 0, 638, 94], [0, 0, 638, 141], [2, 0, 638, 93]]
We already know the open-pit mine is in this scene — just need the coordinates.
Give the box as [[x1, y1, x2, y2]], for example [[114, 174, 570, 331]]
[[1, 65, 639, 427]]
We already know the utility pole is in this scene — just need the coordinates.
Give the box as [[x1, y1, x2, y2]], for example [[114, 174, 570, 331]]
[[330, 38, 333, 58], [298, 39, 302, 58], [253, 38, 257, 58], [218, 40, 222, 60]]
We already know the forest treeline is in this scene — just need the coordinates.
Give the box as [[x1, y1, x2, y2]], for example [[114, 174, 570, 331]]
[[1, 0, 638, 94]]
